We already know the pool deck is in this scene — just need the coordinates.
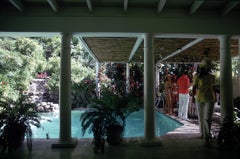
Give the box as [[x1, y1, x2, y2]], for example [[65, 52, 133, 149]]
[[1, 113, 239, 159]]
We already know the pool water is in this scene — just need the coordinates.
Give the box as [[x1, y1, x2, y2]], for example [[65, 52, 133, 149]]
[[31, 109, 183, 139]]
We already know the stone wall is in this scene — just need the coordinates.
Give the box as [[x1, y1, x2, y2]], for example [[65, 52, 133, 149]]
[[27, 78, 59, 112], [26, 78, 89, 112]]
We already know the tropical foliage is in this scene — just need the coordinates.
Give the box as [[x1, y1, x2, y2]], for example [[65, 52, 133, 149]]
[[232, 56, 240, 78], [0, 36, 96, 108], [0, 94, 41, 152], [0, 37, 46, 100], [80, 88, 140, 149], [103, 63, 144, 98]]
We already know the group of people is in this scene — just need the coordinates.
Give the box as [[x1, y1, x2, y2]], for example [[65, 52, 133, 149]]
[[163, 58, 216, 147], [164, 69, 190, 119]]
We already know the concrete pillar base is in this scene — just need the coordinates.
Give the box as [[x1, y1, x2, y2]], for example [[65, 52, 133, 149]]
[[52, 138, 78, 149], [139, 138, 162, 147]]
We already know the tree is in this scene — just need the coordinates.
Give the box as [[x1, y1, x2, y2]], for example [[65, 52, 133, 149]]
[[0, 37, 46, 99], [0, 36, 96, 108]]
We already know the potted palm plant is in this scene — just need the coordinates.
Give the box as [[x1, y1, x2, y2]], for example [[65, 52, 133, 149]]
[[80, 89, 140, 152], [80, 103, 107, 153], [0, 94, 41, 152]]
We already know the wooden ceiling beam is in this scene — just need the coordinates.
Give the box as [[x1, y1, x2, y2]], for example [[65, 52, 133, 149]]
[[123, 0, 128, 12], [157, 0, 167, 13], [47, 0, 59, 12], [86, 0, 93, 12], [189, 0, 205, 15], [159, 38, 204, 62], [77, 36, 99, 62], [8, 0, 24, 11], [128, 35, 144, 62], [222, 1, 240, 15]]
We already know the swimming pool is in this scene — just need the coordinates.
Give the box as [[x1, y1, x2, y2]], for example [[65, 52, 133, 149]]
[[31, 109, 183, 139]]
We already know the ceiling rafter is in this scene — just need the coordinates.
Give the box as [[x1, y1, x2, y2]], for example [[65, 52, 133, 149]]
[[128, 35, 144, 62], [189, 0, 205, 15], [8, 0, 24, 11], [123, 0, 128, 12], [77, 36, 99, 62], [86, 0, 93, 12], [47, 0, 58, 12], [159, 38, 204, 62], [1, 1, 239, 64], [222, 0, 240, 15], [75, 32, 143, 38], [157, 0, 167, 13]]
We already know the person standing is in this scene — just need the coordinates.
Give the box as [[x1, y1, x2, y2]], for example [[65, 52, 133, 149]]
[[172, 75, 178, 112], [192, 60, 216, 147], [177, 70, 190, 120], [164, 74, 174, 115]]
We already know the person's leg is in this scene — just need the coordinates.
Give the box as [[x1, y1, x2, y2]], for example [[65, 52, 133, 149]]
[[169, 95, 174, 115], [203, 102, 214, 140], [182, 94, 190, 120], [165, 93, 170, 114], [178, 94, 183, 118], [196, 102, 204, 137]]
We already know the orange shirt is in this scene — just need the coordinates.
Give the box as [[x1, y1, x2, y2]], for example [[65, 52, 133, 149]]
[[177, 75, 190, 94]]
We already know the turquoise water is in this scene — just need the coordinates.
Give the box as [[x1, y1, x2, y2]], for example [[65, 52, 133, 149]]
[[31, 109, 182, 139]]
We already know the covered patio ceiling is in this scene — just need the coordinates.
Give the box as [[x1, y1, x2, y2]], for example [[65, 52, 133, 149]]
[[0, 0, 240, 63], [78, 34, 239, 63]]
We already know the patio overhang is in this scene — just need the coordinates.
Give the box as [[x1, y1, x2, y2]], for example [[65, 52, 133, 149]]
[[76, 33, 239, 63], [0, 0, 240, 63], [0, 0, 239, 148]]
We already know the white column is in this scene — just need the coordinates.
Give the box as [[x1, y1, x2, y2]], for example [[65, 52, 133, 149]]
[[219, 35, 234, 127], [52, 32, 76, 148], [143, 33, 156, 141], [155, 65, 160, 94], [96, 62, 100, 98], [126, 63, 130, 94]]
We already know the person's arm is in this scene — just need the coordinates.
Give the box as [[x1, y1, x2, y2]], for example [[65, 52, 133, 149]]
[[212, 87, 217, 103], [187, 77, 191, 89], [192, 75, 198, 103], [212, 77, 217, 103], [192, 85, 197, 103]]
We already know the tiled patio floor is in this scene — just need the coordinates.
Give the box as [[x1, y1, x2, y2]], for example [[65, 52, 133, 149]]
[[1, 114, 239, 159]]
